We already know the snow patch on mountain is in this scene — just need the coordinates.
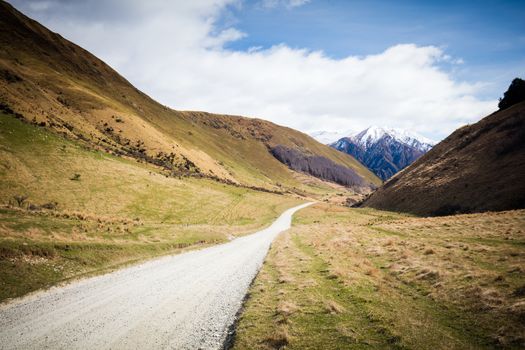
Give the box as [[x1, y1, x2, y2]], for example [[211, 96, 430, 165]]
[[330, 126, 436, 180], [351, 126, 435, 152]]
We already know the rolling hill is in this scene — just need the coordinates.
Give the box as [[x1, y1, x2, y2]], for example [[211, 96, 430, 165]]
[[0, 0, 379, 195], [363, 98, 525, 216]]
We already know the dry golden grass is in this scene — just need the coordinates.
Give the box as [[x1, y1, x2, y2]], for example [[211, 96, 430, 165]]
[[325, 300, 345, 314], [233, 204, 525, 349], [0, 2, 380, 194], [0, 114, 304, 302]]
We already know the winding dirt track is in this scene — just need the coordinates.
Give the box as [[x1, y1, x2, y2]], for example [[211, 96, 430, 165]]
[[0, 203, 312, 350]]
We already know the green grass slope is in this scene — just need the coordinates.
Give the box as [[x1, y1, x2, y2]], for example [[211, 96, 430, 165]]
[[0, 112, 302, 302]]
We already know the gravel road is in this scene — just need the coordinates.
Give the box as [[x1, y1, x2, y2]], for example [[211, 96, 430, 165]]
[[0, 202, 312, 350]]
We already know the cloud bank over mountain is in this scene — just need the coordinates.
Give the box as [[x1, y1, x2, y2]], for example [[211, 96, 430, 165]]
[[11, 0, 497, 140]]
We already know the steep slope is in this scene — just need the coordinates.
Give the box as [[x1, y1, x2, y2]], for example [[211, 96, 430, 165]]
[[0, 1, 380, 192], [363, 101, 525, 216], [332, 126, 434, 180]]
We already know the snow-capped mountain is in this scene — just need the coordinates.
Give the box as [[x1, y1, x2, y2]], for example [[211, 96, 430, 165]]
[[351, 126, 434, 152], [331, 126, 435, 180]]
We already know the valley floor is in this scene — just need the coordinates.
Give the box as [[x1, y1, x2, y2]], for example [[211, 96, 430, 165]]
[[0, 204, 311, 349], [232, 204, 525, 350], [0, 196, 302, 302]]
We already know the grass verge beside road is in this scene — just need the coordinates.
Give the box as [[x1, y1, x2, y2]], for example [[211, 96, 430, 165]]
[[233, 204, 525, 349]]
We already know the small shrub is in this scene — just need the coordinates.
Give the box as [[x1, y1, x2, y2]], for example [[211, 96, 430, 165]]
[[70, 173, 81, 181], [41, 201, 58, 210], [27, 203, 40, 211], [0, 68, 22, 83], [345, 197, 357, 206], [13, 195, 28, 207], [56, 95, 70, 107], [512, 284, 525, 297]]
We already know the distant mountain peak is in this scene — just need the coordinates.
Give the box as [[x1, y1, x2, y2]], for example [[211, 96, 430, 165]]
[[354, 126, 389, 144], [352, 126, 435, 152], [331, 126, 435, 180]]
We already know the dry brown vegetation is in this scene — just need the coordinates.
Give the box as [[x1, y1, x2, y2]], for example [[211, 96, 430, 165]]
[[233, 204, 525, 349]]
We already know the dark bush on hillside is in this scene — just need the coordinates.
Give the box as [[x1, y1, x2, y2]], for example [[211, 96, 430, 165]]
[[0, 68, 22, 83], [499, 78, 525, 110], [41, 201, 58, 210], [13, 195, 28, 207], [27, 201, 58, 211], [270, 145, 365, 187], [0, 102, 14, 114]]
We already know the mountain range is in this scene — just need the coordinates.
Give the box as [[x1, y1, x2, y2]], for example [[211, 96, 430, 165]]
[[312, 127, 434, 180]]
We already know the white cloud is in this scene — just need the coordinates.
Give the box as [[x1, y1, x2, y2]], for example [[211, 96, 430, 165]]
[[27, 1, 53, 11], [260, 0, 310, 9], [287, 0, 310, 8], [10, 0, 497, 140]]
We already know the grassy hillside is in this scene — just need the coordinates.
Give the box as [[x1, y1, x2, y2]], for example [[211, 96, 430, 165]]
[[0, 1, 380, 193], [0, 0, 378, 303], [363, 101, 525, 216], [0, 112, 304, 302], [233, 204, 525, 349]]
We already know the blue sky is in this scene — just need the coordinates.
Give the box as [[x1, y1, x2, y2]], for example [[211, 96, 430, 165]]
[[225, 0, 525, 98], [10, 0, 525, 140]]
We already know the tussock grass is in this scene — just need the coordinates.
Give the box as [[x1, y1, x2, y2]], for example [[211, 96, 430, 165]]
[[233, 204, 525, 349]]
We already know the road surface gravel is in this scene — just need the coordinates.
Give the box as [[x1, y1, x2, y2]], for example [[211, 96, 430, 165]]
[[0, 202, 312, 350]]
